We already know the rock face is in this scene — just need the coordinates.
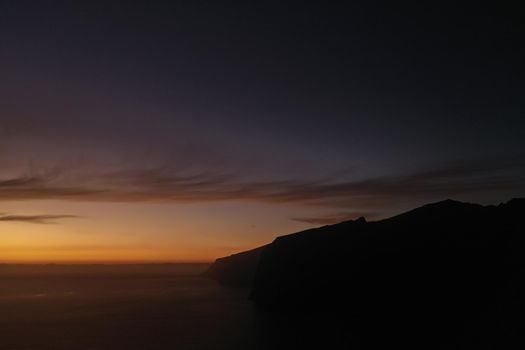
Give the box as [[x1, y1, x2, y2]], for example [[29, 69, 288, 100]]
[[204, 245, 266, 286], [207, 198, 525, 346]]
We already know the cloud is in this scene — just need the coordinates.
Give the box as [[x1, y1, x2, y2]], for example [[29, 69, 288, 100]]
[[0, 214, 79, 224], [0, 156, 524, 211], [291, 211, 375, 225]]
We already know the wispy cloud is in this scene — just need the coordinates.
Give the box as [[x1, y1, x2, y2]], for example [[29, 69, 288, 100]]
[[0, 214, 79, 224], [0, 156, 524, 211], [291, 211, 375, 225]]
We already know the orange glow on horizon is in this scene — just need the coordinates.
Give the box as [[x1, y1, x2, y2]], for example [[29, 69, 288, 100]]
[[0, 200, 309, 264]]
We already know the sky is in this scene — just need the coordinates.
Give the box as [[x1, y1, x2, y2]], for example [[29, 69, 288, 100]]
[[1, 1, 524, 263]]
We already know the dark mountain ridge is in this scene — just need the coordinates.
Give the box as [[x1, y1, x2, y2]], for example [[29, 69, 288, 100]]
[[207, 198, 525, 348], [203, 245, 266, 286]]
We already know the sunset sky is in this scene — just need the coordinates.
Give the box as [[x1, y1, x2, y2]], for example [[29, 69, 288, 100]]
[[1, 1, 524, 263]]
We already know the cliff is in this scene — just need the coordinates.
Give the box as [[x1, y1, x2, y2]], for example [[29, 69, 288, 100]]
[[204, 245, 266, 286], [206, 198, 525, 347]]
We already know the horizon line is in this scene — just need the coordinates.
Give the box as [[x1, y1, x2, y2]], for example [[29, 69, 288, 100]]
[[0, 261, 214, 265]]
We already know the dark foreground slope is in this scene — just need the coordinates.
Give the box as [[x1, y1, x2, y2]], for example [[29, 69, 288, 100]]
[[208, 198, 525, 348]]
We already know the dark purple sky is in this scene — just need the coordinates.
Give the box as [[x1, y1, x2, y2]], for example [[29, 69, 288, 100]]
[[0, 1, 524, 261]]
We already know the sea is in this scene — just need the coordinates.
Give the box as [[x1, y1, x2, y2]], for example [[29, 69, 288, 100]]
[[0, 264, 352, 350]]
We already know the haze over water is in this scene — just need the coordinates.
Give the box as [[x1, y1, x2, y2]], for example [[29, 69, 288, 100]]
[[1, 264, 255, 350], [0, 264, 349, 350]]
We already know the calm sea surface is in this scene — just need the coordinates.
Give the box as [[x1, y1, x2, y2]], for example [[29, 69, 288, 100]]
[[0, 264, 352, 350]]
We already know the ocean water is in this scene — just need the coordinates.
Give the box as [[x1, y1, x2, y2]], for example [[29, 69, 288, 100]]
[[0, 264, 264, 350], [0, 264, 353, 350]]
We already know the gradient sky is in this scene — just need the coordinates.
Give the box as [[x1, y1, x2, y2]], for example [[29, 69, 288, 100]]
[[1, 1, 524, 263]]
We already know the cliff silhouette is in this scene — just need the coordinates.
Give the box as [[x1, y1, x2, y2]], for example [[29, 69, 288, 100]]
[[203, 245, 266, 286], [207, 198, 525, 348]]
